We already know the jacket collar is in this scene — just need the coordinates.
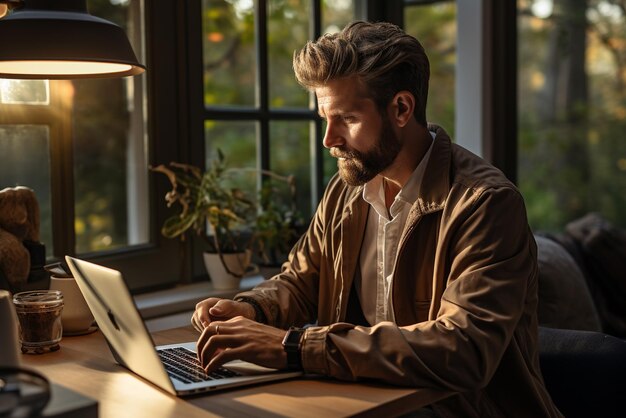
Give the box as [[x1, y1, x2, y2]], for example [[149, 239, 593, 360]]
[[335, 125, 452, 320], [416, 123, 452, 215], [342, 123, 452, 221]]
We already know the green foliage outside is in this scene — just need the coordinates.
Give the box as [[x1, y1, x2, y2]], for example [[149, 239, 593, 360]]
[[518, 0, 626, 232], [201, 0, 358, 220], [11, 0, 625, 259], [72, 0, 135, 252], [407, 0, 626, 232], [404, 3, 457, 140], [151, 150, 303, 268]]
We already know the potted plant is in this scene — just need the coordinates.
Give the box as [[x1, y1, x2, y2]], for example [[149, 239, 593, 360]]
[[151, 150, 301, 289], [254, 178, 304, 270]]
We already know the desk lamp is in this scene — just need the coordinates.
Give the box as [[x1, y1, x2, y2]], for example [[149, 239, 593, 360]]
[[0, 0, 145, 79]]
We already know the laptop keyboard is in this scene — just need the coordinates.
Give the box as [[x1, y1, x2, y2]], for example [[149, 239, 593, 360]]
[[157, 347, 242, 384]]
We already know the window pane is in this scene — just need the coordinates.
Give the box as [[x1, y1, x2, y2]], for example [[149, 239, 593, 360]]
[[518, 0, 626, 231], [74, 0, 148, 253], [270, 121, 312, 217], [268, 0, 310, 108], [404, 2, 456, 138], [0, 126, 53, 254], [203, 0, 257, 108], [322, 0, 356, 33], [205, 120, 258, 198], [318, 1, 357, 189], [0, 80, 49, 105]]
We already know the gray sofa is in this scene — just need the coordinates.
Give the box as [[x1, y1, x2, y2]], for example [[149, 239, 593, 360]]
[[534, 216, 626, 418], [535, 235, 602, 332]]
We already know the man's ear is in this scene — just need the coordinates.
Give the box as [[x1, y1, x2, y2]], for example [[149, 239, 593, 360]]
[[389, 91, 415, 128]]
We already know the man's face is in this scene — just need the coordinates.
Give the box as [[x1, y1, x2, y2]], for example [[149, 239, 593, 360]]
[[316, 78, 402, 186]]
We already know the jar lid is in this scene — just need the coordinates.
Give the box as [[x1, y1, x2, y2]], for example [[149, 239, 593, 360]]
[[12, 290, 63, 307]]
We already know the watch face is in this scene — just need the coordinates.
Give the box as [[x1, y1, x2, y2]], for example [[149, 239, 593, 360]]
[[283, 328, 303, 349]]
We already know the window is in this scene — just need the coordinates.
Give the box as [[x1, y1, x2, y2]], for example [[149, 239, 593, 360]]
[[402, 0, 504, 159], [403, 1, 457, 139], [0, 80, 55, 253], [0, 0, 177, 291], [518, 0, 626, 231], [0, 0, 364, 290], [8, 1, 550, 291], [195, 0, 361, 224]]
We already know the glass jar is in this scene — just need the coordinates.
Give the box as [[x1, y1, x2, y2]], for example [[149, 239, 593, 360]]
[[13, 290, 64, 354]]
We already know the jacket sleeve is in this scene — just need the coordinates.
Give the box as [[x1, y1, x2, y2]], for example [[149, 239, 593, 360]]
[[299, 185, 538, 391], [233, 176, 347, 328]]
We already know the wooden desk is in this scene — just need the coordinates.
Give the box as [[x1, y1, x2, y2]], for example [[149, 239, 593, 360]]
[[22, 326, 450, 417]]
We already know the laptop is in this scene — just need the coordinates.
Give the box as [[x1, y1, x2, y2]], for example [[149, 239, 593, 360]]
[[64, 256, 302, 396]]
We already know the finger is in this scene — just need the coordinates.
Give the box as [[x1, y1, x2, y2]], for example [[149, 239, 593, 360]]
[[205, 346, 247, 373], [198, 334, 242, 368], [196, 320, 235, 363], [194, 297, 222, 328], [196, 321, 221, 356], [193, 308, 215, 332], [208, 299, 229, 316], [208, 299, 243, 319], [191, 313, 204, 333]]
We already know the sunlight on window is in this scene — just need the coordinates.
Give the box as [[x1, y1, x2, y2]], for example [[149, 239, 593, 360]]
[[203, 0, 257, 107], [230, 0, 253, 18], [0, 80, 50, 105], [590, 1, 624, 23], [531, 0, 553, 18], [322, 0, 355, 34]]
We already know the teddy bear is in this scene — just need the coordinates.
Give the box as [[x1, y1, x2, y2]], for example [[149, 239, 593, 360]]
[[0, 186, 41, 292]]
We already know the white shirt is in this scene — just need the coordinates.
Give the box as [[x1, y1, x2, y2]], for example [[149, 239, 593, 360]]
[[356, 133, 435, 325]]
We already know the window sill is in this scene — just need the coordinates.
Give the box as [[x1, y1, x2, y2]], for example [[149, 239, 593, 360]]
[[135, 275, 265, 331]]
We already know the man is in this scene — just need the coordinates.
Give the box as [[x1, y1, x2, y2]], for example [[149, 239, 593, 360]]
[[193, 21, 562, 417]]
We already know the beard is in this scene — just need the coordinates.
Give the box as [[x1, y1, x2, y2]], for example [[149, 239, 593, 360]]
[[331, 115, 402, 186]]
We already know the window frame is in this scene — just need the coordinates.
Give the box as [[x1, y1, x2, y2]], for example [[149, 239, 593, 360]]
[[183, 0, 327, 202], [178, 0, 369, 279], [0, 81, 75, 254], [174, 0, 518, 280], [393, 0, 518, 181], [62, 0, 183, 292], [0, 0, 184, 292], [1, 0, 518, 292]]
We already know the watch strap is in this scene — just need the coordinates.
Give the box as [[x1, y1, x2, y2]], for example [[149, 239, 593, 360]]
[[282, 327, 304, 371]]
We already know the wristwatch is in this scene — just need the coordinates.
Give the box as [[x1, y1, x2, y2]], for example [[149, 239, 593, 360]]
[[282, 327, 305, 371]]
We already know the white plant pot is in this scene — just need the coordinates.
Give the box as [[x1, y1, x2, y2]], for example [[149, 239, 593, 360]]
[[49, 275, 95, 335], [203, 250, 257, 290]]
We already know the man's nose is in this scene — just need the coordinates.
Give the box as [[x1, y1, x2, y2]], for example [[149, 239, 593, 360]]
[[322, 121, 344, 149]]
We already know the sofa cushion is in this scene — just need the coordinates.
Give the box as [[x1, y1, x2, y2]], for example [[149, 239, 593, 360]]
[[538, 327, 626, 418], [562, 213, 626, 337], [535, 235, 601, 332]]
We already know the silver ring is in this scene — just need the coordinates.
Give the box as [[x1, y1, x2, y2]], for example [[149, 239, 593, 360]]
[[215, 324, 220, 335]]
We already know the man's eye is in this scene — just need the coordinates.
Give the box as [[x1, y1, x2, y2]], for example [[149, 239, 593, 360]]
[[342, 116, 356, 123]]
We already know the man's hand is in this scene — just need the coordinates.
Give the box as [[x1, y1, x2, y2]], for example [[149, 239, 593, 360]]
[[191, 298, 255, 332], [196, 316, 288, 372]]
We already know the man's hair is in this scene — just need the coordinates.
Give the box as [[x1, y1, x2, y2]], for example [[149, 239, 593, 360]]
[[293, 21, 430, 126]]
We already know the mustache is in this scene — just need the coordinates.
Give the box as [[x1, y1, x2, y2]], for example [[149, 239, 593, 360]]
[[330, 147, 360, 159]]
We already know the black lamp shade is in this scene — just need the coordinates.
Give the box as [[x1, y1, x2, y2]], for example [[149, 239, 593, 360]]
[[0, 2, 145, 79]]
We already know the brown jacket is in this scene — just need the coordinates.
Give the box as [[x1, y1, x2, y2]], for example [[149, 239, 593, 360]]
[[236, 126, 562, 417]]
